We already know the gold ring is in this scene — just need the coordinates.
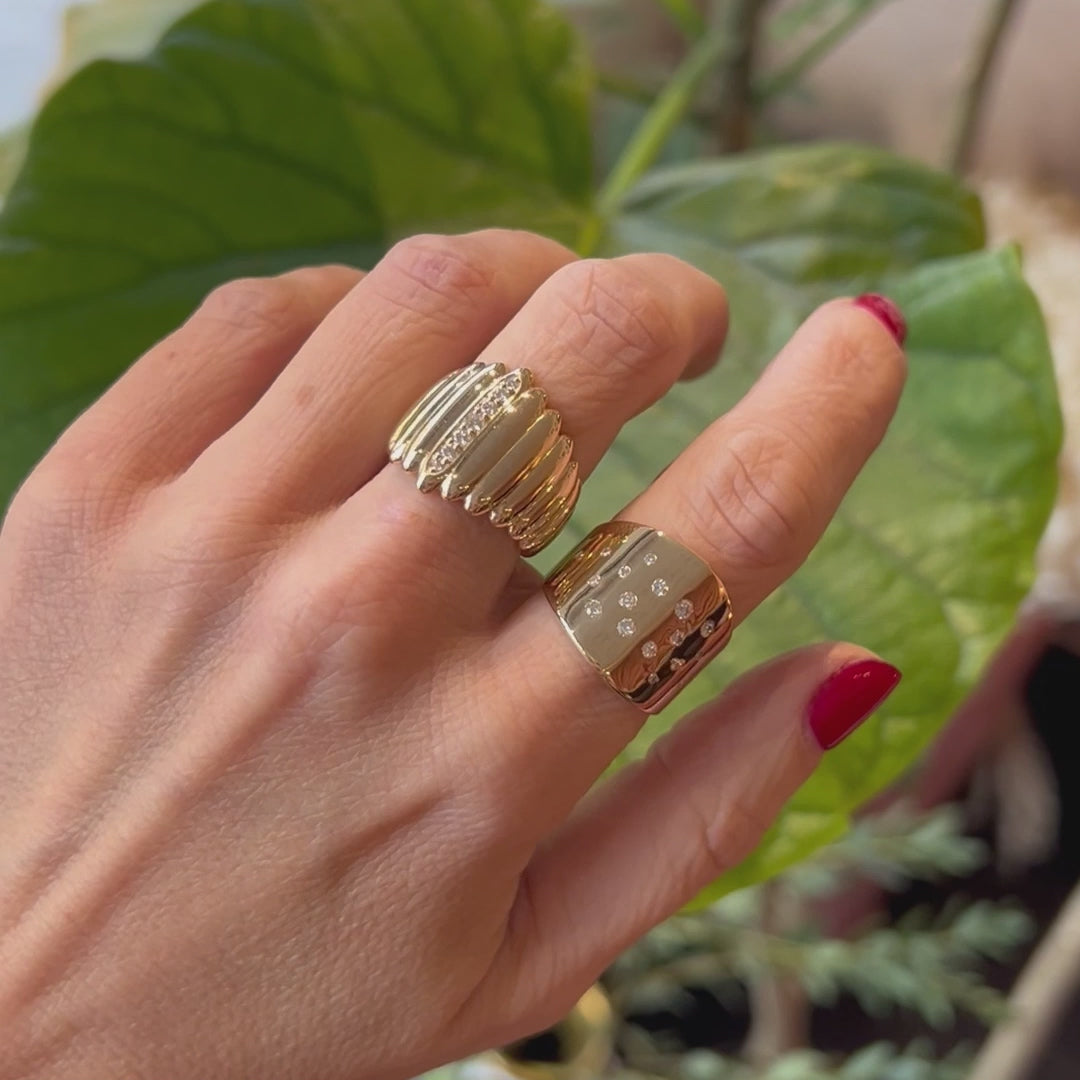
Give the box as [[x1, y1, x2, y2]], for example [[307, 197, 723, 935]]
[[545, 521, 734, 712], [388, 362, 581, 555]]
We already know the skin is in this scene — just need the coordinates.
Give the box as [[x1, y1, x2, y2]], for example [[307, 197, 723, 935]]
[[0, 230, 906, 1080]]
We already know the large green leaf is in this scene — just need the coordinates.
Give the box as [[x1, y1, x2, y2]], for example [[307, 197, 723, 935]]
[[0, 0, 1060, 900], [0, 0, 593, 499], [0, 126, 27, 203], [54, 0, 205, 71], [584, 150, 1060, 899]]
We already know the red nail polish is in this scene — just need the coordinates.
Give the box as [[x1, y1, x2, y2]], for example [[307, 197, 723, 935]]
[[807, 660, 902, 750], [854, 293, 907, 346]]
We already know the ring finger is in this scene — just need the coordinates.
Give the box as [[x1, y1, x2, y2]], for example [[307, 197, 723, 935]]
[[489, 296, 908, 819]]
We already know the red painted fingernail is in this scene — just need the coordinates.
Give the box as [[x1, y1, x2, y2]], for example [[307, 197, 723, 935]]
[[854, 293, 907, 346], [807, 659, 902, 750]]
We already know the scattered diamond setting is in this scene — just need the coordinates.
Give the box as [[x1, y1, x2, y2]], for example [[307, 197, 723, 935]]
[[575, 546, 716, 665]]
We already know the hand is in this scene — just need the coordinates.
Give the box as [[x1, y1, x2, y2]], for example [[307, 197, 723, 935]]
[[0, 230, 906, 1079]]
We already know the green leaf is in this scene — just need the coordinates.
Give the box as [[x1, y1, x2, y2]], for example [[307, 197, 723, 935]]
[[649, 0, 706, 39], [1, 0, 204, 205], [757, 0, 899, 104], [0, 1, 1060, 903], [578, 146, 1060, 901], [55, 0, 206, 72], [0, 125, 28, 203], [0, 0, 593, 500]]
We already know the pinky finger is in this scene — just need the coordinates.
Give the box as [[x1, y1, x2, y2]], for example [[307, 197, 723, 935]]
[[483, 643, 901, 1033]]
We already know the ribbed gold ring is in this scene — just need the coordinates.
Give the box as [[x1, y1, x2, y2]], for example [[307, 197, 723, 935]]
[[388, 362, 581, 555], [545, 521, 734, 712]]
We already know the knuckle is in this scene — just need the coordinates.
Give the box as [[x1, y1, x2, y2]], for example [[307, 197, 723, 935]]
[[254, 556, 383, 662], [257, 566, 338, 646], [685, 427, 813, 576], [374, 233, 497, 330], [195, 275, 305, 337], [705, 793, 776, 876], [278, 263, 364, 302], [549, 259, 679, 382], [118, 491, 266, 607], [650, 737, 756, 882], [3, 450, 126, 546], [292, 262, 361, 284]]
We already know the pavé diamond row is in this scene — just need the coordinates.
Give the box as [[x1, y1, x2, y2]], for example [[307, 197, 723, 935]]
[[388, 362, 581, 555]]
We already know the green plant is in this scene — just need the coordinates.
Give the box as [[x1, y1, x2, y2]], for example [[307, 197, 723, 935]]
[[0, 0, 1061, 902], [604, 805, 1033, 1077], [616, 1042, 975, 1079]]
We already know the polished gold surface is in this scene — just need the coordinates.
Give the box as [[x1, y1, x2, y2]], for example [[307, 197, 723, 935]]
[[441, 388, 546, 501], [464, 408, 560, 516], [518, 480, 578, 551], [389, 362, 581, 555], [545, 521, 734, 712], [490, 435, 572, 525], [388, 368, 461, 461], [401, 363, 498, 472]]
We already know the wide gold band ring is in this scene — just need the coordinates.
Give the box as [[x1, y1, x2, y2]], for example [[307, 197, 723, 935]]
[[388, 362, 581, 555], [545, 521, 734, 713]]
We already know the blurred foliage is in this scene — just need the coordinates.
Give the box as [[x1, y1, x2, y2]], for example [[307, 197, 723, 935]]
[[778, 804, 989, 893], [770, 0, 883, 41], [0, 0, 1061, 903], [52, 0, 201, 68], [0, 0, 200, 199], [758, 0, 900, 103], [615, 1041, 974, 1079], [616, 897, 1029, 1029], [610, 805, 1032, 1037], [0, 125, 26, 199]]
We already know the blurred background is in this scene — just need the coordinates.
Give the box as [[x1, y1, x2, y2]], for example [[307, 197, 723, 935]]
[[0, 1, 69, 129], [1, 2, 1078, 1078]]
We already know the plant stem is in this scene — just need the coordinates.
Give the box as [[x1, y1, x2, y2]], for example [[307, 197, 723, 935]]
[[712, 0, 770, 152], [755, 0, 895, 104], [585, 25, 727, 244], [967, 878, 1080, 1080], [652, 0, 707, 39], [946, 0, 1025, 174], [596, 70, 658, 106], [742, 881, 809, 1066], [597, 70, 722, 127]]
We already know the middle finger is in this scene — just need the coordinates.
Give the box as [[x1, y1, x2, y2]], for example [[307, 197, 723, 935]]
[[337, 252, 729, 616]]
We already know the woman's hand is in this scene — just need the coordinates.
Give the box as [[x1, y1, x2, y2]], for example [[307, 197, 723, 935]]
[[0, 230, 906, 1080]]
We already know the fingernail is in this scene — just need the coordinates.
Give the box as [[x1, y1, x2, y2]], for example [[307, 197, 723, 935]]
[[853, 293, 907, 346], [807, 659, 902, 750]]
